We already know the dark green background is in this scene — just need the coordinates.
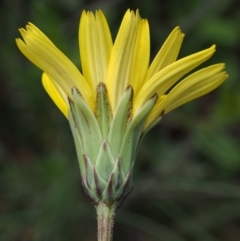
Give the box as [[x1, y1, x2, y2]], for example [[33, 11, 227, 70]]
[[1, 0, 240, 240]]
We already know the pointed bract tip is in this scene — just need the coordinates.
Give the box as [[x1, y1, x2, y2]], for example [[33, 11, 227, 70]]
[[97, 82, 107, 92], [150, 93, 158, 103], [125, 85, 134, 97], [72, 86, 82, 96]]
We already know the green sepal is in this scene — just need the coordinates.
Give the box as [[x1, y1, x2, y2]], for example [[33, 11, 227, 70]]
[[120, 94, 158, 174], [115, 172, 132, 204], [107, 86, 133, 160], [81, 176, 100, 205], [96, 140, 115, 182], [68, 99, 85, 174], [72, 87, 103, 164], [111, 156, 125, 190], [69, 99, 99, 203], [95, 82, 112, 139], [91, 166, 107, 199], [102, 156, 126, 204], [102, 173, 115, 205], [82, 154, 94, 188]]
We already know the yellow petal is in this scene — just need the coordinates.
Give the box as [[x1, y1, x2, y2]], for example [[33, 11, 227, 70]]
[[106, 10, 140, 110], [161, 64, 228, 113], [16, 23, 94, 109], [145, 64, 227, 129], [79, 10, 113, 94], [134, 45, 216, 113], [128, 19, 150, 94], [42, 73, 69, 118], [144, 27, 184, 82]]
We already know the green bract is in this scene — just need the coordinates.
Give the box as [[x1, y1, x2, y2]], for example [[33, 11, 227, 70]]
[[69, 83, 157, 206]]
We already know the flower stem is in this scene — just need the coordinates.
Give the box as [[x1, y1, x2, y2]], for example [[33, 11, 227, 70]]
[[96, 202, 116, 241]]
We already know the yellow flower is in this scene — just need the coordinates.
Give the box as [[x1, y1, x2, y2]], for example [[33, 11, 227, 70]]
[[16, 10, 229, 238], [16, 9, 227, 131]]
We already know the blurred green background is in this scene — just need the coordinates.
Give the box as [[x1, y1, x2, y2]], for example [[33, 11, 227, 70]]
[[1, 0, 240, 240]]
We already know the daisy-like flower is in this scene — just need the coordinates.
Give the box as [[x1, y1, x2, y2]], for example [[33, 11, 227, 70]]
[[16, 9, 227, 241]]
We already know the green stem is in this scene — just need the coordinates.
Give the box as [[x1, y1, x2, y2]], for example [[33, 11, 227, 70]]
[[96, 202, 116, 241]]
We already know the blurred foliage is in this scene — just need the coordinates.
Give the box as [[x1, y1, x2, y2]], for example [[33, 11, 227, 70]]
[[1, 0, 240, 240]]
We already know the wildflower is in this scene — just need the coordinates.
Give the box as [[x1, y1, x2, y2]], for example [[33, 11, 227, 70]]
[[16, 9, 227, 241]]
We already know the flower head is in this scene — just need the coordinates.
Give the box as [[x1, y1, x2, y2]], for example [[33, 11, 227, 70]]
[[16, 10, 227, 205]]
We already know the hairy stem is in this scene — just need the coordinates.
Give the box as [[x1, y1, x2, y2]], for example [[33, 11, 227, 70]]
[[97, 202, 116, 241]]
